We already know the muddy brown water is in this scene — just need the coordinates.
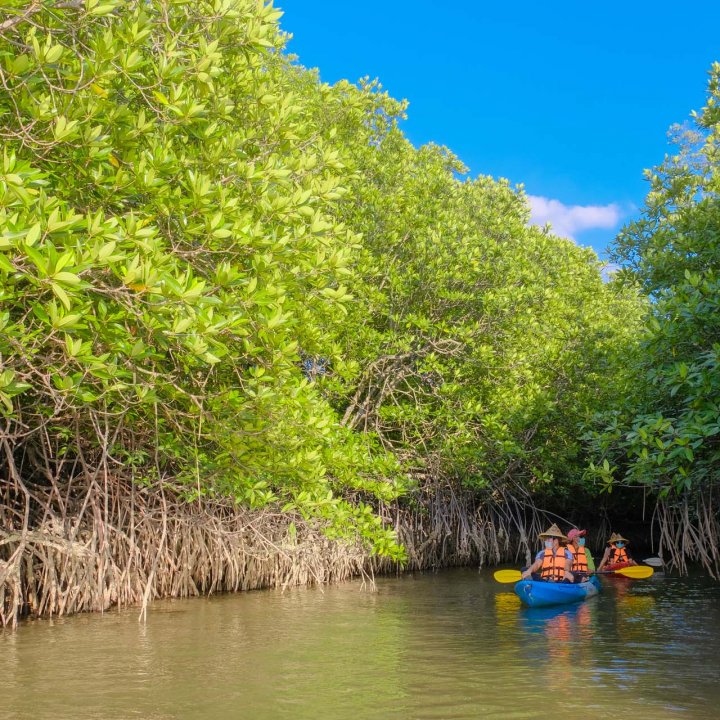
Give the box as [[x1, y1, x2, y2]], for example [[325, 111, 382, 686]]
[[1, 567, 719, 719]]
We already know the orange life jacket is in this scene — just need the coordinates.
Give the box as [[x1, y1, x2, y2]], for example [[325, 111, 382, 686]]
[[608, 546, 628, 564], [540, 546, 568, 581], [570, 544, 588, 573]]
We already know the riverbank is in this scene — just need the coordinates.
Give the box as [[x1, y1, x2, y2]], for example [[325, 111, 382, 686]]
[[1, 473, 550, 627], [3, 471, 717, 627], [0, 475, 370, 628]]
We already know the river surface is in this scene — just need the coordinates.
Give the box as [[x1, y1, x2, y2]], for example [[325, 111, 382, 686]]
[[2, 567, 719, 719]]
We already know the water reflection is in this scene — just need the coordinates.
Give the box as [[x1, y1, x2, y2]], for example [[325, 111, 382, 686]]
[[519, 600, 591, 633], [1, 568, 719, 720], [494, 591, 521, 626]]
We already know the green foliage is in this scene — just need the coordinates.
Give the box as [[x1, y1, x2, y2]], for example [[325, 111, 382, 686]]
[[298, 78, 643, 498], [0, 1, 642, 560], [591, 62, 720, 498], [0, 0, 405, 557]]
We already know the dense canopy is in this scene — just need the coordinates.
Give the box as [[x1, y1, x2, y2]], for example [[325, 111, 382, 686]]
[[0, 0, 644, 563]]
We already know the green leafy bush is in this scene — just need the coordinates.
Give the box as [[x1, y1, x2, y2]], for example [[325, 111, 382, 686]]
[[591, 63, 720, 499], [0, 1, 642, 562]]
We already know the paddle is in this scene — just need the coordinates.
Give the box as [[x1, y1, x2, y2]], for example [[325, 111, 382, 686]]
[[493, 569, 523, 583], [493, 564, 654, 583], [642, 557, 664, 567], [595, 565, 654, 579]]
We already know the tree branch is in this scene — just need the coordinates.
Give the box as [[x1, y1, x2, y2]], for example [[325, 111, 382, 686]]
[[0, 1, 84, 34]]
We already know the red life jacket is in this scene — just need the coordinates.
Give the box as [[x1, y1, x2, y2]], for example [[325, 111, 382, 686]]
[[540, 547, 568, 581], [570, 544, 588, 573], [609, 546, 629, 564]]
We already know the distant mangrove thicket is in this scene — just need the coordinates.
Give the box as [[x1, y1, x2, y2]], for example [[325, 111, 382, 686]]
[[0, 1, 716, 626], [587, 63, 720, 575]]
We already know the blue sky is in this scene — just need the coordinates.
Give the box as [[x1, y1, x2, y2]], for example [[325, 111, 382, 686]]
[[278, 1, 720, 259]]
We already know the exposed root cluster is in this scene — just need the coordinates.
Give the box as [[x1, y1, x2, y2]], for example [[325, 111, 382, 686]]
[[3, 463, 718, 628], [376, 481, 548, 572], [0, 469, 551, 627], [653, 490, 720, 578], [0, 473, 369, 628]]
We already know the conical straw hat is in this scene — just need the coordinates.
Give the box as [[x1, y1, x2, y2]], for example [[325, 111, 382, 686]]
[[606, 532, 630, 545], [538, 523, 568, 541]]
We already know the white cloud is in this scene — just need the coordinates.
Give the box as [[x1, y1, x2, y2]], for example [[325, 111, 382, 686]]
[[527, 195, 622, 242]]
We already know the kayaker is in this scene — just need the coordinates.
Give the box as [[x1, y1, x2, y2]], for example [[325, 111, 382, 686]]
[[521, 523, 574, 582], [567, 527, 595, 580], [597, 532, 637, 571]]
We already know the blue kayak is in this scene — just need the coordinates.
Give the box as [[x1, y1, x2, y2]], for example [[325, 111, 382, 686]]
[[514, 575, 601, 608]]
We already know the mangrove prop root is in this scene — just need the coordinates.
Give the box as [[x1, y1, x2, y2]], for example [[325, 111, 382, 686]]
[[0, 472, 369, 629], [652, 491, 720, 579], [4, 450, 716, 627], [375, 480, 548, 573], [0, 463, 553, 627]]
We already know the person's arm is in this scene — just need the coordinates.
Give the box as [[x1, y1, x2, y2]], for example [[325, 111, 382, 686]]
[[563, 551, 574, 582], [597, 547, 610, 571], [522, 554, 542, 579]]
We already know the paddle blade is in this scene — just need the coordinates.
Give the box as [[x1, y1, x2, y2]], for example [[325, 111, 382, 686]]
[[642, 557, 664, 567], [614, 565, 654, 579], [493, 569, 522, 584]]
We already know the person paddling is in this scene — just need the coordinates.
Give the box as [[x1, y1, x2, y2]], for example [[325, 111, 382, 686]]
[[597, 532, 637, 571], [567, 528, 594, 580], [521, 524, 574, 583]]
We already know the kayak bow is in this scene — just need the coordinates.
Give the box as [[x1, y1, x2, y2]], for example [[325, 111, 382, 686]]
[[514, 576, 601, 608]]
